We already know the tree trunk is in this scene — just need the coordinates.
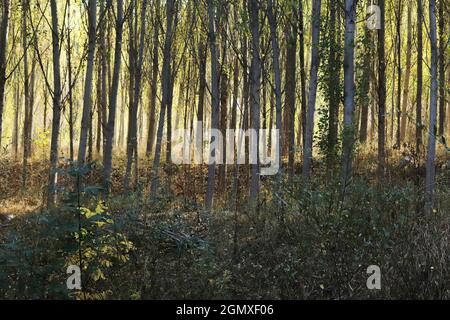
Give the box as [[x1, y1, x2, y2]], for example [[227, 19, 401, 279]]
[[47, 0, 63, 206], [196, 40, 207, 164], [22, 0, 30, 187], [146, 0, 160, 157], [395, 2, 402, 148], [416, 0, 423, 154], [341, 0, 357, 186], [124, 0, 148, 192], [283, 2, 297, 178], [205, 0, 220, 210], [359, 27, 371, 144], [326, 0, 340, 168], [425, 0, 438, 213], [150, 0, 175, 196], [377, 0, 386, 180], [298, 0, 307, 149], [400, 6, 412, 142], [302, 0, 322, 179], [218, 5, 229, 192], [103, 0, 124, 193], [248, 0, 261, 201], [438, 0, 446, 136], [0, 0, 9, 149], [267, 0, 282, 172], [67, 2, 75, 161], [78, 0, 97, 164]]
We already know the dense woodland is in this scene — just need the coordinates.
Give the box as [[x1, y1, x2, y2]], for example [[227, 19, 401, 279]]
[[0, 0, 449, 299]]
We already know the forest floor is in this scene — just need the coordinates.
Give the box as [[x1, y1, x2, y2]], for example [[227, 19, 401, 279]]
[[0, 146, 449, 299]]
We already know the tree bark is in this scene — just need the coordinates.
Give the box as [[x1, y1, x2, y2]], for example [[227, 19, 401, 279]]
[[205, 0, 220, 210], [47, 0, 63, 206], [425, 0, 438, 213], [146, 0, 160, 157], [78, 0, 98, 164], [416, 0, 423, 154], [248, 0, 261, 201], [0, 0, 9, 149], [267, 0, 282, 172], [377, 0, 386, 180], [103, 0, 124, 193], [395, 2, 402, 148], [298, 1, 307, 149], [283, 2, 297, 178], [341, 0, 357, 186], [438, 0, 446, 136], [302, 0, 322, 179], [400, 6, 412, 142], [124, 0, 148, 192], [150, 0, 175, 196]]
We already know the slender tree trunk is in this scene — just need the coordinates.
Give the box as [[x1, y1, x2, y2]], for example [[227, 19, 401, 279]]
[[298, 1, 307, 149], [341, 0, 357, 186], [67, 2, 75, 161], [248, 0, 261, 201], [218, 6, 229, 192], [377, 0, 386, 180], [47, 0, 63, 206], [150, 0, 174, 196], [327, 0, 340, 168], [425, 0, 438, 213], [438, 0, 446, 136], [0, 0, 9, 149], [13, 69, 20, 160], [78, 0, 97, 164], [395, 2, 402, 148], [98, 0, 108, 157], [124, 0, 148, 192], [22, 0, 30, 187], [302, 0, 322, 179], [359, 27, 371, 144], [284, 2, 297, 178], [400, 6, 412, 142], [196, 41, 207, 164], [103, 0, 124, 193], [230, 57, 239, 205], [267, 0, 282, 172], [416, 0, 423, 154], [146, 0, 160, 157], [205, 0, 220, 210]]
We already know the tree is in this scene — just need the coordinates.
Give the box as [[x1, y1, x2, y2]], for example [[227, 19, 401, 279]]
[[248, 0, 261, 201], [146, 0, 160, 157], [377, 0, 386, 180], [416, 0, 423, 154], [438, 0, 446, 136], [425, 0, 439, 213], [205, 0, 220, 210], [326, 0, 341, 168], [22, 0, 31, 187], [394, 1, 402, 148], [267, 0, 282, 172], [124, 0, 148, 192], [0, 0, 9, 149], [103, 0, 124, 193], [298, 0, 307, 149], [302, 0, 322, 179], [150, 0, 175, 196], [283, 1, 297, 178], [47, 0, 63, 206], [341, 0, 357, 186], [400, 6, 412, 142], [78, 0, 97, 164]]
